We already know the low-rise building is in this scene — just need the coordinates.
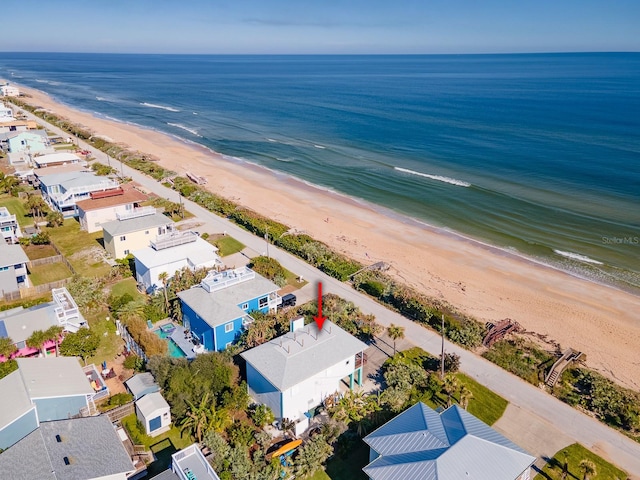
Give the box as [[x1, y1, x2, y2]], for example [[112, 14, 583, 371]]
[[76, 183, 150, 233], [0, 235, 29, 294], [38, 169, 120, 217], [170, 443, 222, 480], [0, 84, 20, 97], [32, 151, 84, 169], [0, 119, 37, 134], [136, 391, 172, 437], [0, 102, 14, 121], [0, 287, 87, 356], [177, 267, 280, 352], [0, 129, 50, 155], [241, 319, 367, 434], [125, 372, 160, 401], [363, 402, 536, 480], [134, 232, 221, 293], [0, 416, 135, 480], [102, 210, 173, 257], [0, 206, 22, 244]]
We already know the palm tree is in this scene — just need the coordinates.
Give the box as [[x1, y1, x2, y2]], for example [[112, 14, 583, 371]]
[[26, 330, 49, 356], [579, 459, 596, 480], [0, 337, 17, 360], [442, 374, 459, 408], [26, 194, 48, 229], [180, 392, 217, 443], [280, 417, 296, 439], [158, 271, 169, 314], [44, 325, 64, 357], [387, 324, 405, 355], [458, 385, 473, 410]]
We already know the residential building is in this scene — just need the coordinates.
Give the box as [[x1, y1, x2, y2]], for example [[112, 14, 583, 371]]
[[0, 102, 14, 121], [103, 210, 173, 257], [0, 357, 109, 450], [134, 233, 221, 293], [0, 287, 87, 357], [37, 169, 120, 217], [170, 443, 221, 480], [0, 416, 135, 480], [241, 319, 367, 434], [0, 235, 29, 294], [0, 129, 50, 154], [32, 151, 84, 169], [177, 267, 280, 352], [0, 119, 37, 134], [76, 183, 150, 233], [125, 372, 160, 400], [0, 84, 20, 97], [0, 206, 23, 243], [135, 391, 171, 437], [363, 402, 536, 480]]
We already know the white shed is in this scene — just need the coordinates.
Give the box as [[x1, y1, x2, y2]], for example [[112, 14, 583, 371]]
[[135, 392, 171, 437]]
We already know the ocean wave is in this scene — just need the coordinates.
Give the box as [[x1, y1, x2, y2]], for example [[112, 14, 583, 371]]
[[267, 138, 278, 143], [168, 123, 202, 137], [394, 167, 471, 187], [314, 144, 326, 149], [140, 102, 180, 112], [35, 79, 61, 86], [554, 250, 603, 265]]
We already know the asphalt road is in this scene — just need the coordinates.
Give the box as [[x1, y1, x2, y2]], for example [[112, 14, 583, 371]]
[[27, 111, 640, 478]]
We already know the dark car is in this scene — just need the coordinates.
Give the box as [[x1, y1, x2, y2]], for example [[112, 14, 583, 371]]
[[280, 293, 297, 308]]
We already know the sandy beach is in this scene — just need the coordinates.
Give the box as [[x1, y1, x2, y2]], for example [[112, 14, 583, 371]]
[[13, 85, 640, 390]]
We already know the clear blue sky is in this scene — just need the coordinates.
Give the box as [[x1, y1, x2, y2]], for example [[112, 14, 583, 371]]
[[3, 0, 639, 54]]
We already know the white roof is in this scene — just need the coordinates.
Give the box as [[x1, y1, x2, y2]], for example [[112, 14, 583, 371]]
[[33, 152, 81, 165], [0, 302, 57, 344], [241, 321, 367, 391], [16, 357, 93, 399], [133, 236, 219, 269], [0, 370, 34, 430], [136, 391, 170, 417]]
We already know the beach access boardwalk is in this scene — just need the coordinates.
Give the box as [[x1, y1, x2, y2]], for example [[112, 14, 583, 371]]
[[26, 109, 640, 479]]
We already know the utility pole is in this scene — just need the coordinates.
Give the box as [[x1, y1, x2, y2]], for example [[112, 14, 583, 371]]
[[440, 314, 445, 379], [264, 227, 270, 259]]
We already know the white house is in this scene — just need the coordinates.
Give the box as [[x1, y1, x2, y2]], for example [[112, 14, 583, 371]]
[[75, 183, 150, 233], [0, 206, 22, 243], [0, 235, 29, 294], [241, 319, 367, 435], [134, 233, 221, 293], [102, 210, 173, 258], [32, 151, 83, 169], [135, 391, 171, 437], [0, 102, 14, 121], [0, 119, 37, 134], [363, 402, 536, 480], [0, 84, 20, 97]]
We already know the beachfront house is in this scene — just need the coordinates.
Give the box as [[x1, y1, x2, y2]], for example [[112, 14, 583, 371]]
[[0, 103, 14, 121], [0, 416, 135, 480], [133, 232, 221, 293], [0, 119, 37, 134], [76, 183, 150, 233], [0, 84, 20, 97], [102, 210, 173, 258], [37, 170, 120, 217], [135, 391, 172, 437], [0, 206, 23, 244], [177, 267, 281, 352], [2, 130, 50, 154], [363, 402, 536, 480], [0, 235, 29, 295], [32, 151, 84, 169], [0, 357, 109, 450], [241, 319, 368, 435], [0, 287, 87, 357]]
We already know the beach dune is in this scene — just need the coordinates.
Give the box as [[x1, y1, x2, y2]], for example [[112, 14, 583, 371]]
[[15, 86, 640, 390]]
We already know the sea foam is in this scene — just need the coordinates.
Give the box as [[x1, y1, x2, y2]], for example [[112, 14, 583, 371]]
[[141, 102, 180, 112], [168, 123, 202, 137], [394, 167, 471, 187], [554, 250, 604, 265]]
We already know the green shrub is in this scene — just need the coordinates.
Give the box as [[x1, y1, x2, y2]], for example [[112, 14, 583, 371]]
[[361, 280, 385, 298], [249, 256, 286, 282]]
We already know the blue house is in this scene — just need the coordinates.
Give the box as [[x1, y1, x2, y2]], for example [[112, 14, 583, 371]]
[[177, 267, 281, 352]]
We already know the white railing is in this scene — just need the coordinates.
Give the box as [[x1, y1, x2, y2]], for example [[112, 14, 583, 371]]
[[150, 230, 198, 250], [51, 179, 120, 205], [116, 206, 157, 221], [201, 267, 255, 293], [52, 287, 83, 327]]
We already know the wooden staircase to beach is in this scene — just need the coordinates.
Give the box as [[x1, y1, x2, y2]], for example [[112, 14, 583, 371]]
[[545, 348, 585, 387], [482, 319, 521, 348]]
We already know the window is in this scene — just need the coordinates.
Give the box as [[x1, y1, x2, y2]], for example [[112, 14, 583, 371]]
[[258, 297, 268, 308], [119, 236, 126, 241], [145, 230, 149, 235], [224, 322, 234, 333], [241, 303, 249, 310], [124, 249, 129, 255]]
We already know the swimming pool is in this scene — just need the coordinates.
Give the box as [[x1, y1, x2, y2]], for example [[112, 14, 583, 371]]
[[154, 328, 187, 358]]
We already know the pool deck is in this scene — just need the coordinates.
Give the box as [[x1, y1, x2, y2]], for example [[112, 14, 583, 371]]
[[169, 324, 197, 360]]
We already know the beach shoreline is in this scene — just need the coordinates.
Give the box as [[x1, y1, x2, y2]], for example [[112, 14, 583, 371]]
[[9, 82, 640, 390]]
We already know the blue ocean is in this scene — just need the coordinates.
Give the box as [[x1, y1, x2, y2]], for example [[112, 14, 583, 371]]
[[1, 53, 639, 291]]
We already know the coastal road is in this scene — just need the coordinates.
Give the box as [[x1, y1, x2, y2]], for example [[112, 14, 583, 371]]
[[27, 112, 640, 478]]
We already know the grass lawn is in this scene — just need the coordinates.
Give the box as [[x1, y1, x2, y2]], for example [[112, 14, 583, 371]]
[[306, 470, 331, 480], [45, 219, 110, 277], [85, 308, 123, 365], [0, 195, 31, 226], [325, 440, 369, 480], [454, 373, 508, 425], [23, 244, 58, 260], [110, 277, 145, 302], [535, 443, 627, 480], [28, 262, 72, 285], [284, 267, 308, 289], [209, 234, 245, 257]]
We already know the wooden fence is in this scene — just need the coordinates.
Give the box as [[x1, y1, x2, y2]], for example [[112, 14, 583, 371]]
[[28, 254, 63, 267], [1, 278, 69, 303], [104, 402, 135, 423], [49, 240, 77, 275]]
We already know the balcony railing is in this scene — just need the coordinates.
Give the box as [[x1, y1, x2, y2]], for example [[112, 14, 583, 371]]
[[201, 267, 255, 293], [116, 206, 157, 221], [150, 230, 198, 250]]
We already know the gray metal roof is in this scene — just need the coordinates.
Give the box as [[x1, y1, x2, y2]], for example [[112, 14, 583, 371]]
[[363, 403, 535, 480], [0, 370, 35, 432], [0, 241, 29, 267], [102, 212, 172, 236], [240, 321, 368, 392], [37, 170, 101, 189], [41, 416, 134, 480], [136, 391, 170, 417], [124, 372, 159, 399], [17, 357, 93, 399], [177, 272, 280, 328], [0, 268, 18, 294]]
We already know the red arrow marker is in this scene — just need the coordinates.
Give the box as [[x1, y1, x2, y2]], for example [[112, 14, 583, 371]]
[[313, 282, 326, 331]]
